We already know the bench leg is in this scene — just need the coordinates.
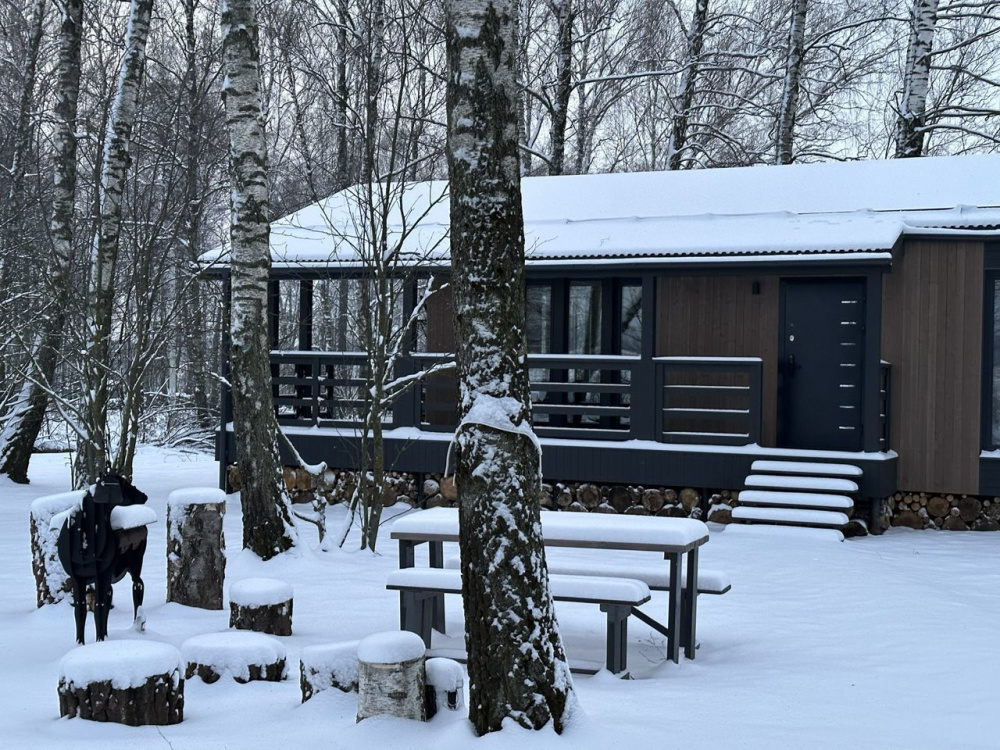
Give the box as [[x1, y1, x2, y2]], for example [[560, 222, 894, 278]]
[[400, 591, 434, 648], [429, 541, 446, 634], [601, 604, 631, 676], [682, 547, 699, 660], [665, 552, 681, 664], [398, 541, 415, 630]]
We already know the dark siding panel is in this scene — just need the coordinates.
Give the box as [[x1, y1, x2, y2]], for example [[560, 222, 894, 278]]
[[881, 240, 983, 494], [656, 275, 780, 446]]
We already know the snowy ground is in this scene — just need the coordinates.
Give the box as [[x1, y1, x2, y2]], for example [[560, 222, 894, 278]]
[[0, 447, 996, 748]]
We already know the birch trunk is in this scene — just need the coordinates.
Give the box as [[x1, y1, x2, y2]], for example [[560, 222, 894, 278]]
[[667, 0, 709, 171], [445, 0, 574, 734], [775, 0, 808, 165], [0, 0, 82, 484], [221, 0, 296, 560], [335, 0, 351, 190], [895, 0, 939, 158], [547, 0, 573, 175], [77, 0, 155, 484]]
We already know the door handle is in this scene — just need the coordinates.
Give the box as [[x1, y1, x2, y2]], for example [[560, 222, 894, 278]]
[[787, 353, 796, 373]]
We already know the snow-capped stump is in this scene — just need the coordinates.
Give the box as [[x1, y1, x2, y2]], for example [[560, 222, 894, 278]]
[[229, 577, 293, 635], [356, 631, 426, 723], [30, 490, 86, 607], [424, 657, 464, 719], [166, 488, 226, 610], [182, 632, 286, 684], [300, 641, 359, 701], [57, 640, 184, 725]]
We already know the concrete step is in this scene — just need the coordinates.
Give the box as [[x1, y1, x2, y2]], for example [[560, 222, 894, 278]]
[[750, 460, 863, 477], [738, 490, 854, 511], [732, 506, 850, 529], [744, 474, 859, 493]]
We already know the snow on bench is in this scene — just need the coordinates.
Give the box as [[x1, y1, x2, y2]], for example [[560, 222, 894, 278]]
[[387, 567, 649, 675], [444, 556, 730, 595]]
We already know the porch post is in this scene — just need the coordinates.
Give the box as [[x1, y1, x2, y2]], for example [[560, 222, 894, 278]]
[[630, 274, 658, 441], [297, 280, 314, 420], [392, 276, 420, 428], [862, 270, 884, 452]]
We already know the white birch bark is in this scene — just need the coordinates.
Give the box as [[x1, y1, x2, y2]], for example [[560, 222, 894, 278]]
[[0, 0, 81, 483], [221, 0, 296, 559], [445, 0, 575, 734], [895, 0, 939, 158], [77, 0, 155, 484], [775, 0, 808, 165]]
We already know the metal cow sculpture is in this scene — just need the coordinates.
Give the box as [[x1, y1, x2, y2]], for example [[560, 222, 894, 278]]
[[57, 472, 151, 644]]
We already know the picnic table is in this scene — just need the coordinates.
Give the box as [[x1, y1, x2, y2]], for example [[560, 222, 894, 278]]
[[389, 507, 711, 664]]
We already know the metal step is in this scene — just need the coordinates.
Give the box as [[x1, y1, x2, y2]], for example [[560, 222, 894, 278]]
[[744, 474, 859, 493], [738, 490, 854, 511], [750, 460, 863, 477], [732, 506, 850, 528]]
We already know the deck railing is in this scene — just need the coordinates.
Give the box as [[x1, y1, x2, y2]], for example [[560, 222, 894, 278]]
[[879, 361, 892, 451], [265, 350, 762, 446], [654, 356, 763, 446]]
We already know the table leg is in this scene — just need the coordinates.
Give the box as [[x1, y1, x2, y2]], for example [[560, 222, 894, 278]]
[[429, 541, 446, 633], [666, 551, 681, 664], [399, 540, 415, 630], [682, 547, 698, 660]]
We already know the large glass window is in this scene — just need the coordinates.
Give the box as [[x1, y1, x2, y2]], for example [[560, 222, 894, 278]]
[[619, 283, 642, 356], [526, 285, 552, 353], [568, 282, 602, 354]]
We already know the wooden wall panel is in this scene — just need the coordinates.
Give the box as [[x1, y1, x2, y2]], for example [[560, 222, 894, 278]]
[[881, 240, 983, 495], [656, 275, 781, 446]]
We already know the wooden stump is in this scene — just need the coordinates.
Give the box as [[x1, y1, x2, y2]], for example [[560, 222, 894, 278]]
[[229, 578, 293, 635], [30, 490, 85, 607], [300, 641, 359, 701], [182, 632, 286, 684], [57, 641, 184, 725], [356, 632, 426, 722], [166, 488, 226, 610]]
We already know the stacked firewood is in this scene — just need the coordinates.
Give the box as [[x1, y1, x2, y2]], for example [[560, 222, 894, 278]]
[[888, 492, 1000, 531]]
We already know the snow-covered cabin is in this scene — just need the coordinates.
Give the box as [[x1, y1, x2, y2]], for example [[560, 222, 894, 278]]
[[203, 154, 1000, 529]]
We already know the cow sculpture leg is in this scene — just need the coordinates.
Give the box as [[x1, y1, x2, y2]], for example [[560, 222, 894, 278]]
[[94, 571, 113, 642], [71, 578, 88, 645]]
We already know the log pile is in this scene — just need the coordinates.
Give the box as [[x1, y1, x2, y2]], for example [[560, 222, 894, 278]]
[[888, 492, 1000, 531], [57, 641, 184, 725], [228, 464, 421, 508]]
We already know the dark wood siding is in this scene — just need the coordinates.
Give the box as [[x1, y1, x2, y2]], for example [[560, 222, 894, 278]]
[[882, 240, 983, 495], [656, 275, 780, 446]]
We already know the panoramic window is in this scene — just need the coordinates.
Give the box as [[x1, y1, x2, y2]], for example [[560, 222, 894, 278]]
[[619, 284, 642, 356], [992, 278, 1000, 447], [526, 285, 552, 353], [568, 282, 602, 354]]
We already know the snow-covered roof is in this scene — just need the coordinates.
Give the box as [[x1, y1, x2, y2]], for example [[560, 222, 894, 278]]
[[199, 154, 1000, 269]]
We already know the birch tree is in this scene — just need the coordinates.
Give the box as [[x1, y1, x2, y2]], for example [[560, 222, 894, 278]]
[[221, 0, 296, 559], [444, 0, 574, 734], [75, 0, 155, 484], [0, 0, 82, 484], [895, 0, 939, 157], [667, 0, 709, 169], [775, 0, 808, 164]]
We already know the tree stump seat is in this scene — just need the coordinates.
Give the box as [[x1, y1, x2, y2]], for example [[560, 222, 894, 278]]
[[57, 640, 184, 725], [229, 578, 293, 635], [356, 631, 426, 722], [299, 641, 359, 702], [181, 631, 287, 684], [166, 488, 226, 610]]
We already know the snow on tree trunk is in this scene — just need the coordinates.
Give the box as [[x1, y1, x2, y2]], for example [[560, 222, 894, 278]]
[[775, 0, 808, 165], [548, 0, 573, 175], [78, 0, 155, 485], [895, 0, 939, 158], [220, 0, 296, 560], [0, 0, 82, 484], [444, 0, 575, 734], [667, 0, 709, 171]]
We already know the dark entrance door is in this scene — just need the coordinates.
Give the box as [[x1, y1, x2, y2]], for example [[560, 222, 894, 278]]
[[778, 278, 865, 451]]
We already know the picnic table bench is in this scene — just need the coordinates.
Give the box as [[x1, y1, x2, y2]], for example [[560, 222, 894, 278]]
[[389, 507, 713, 666]]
